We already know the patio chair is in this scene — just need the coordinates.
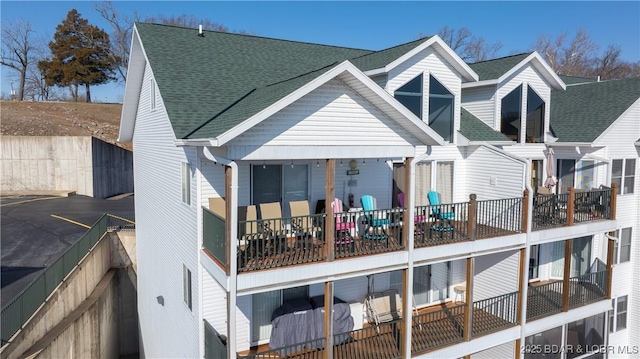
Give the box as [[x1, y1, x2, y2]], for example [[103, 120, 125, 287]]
[[397, 192, 426, 236], [427, 191, 455, 239], [208, 197, 226, 219], [360, 195, 390, 241], [238, 205, 259, 263], [289, 200, 323, 251], [259, 202, 290, 253], [333, 198, 355, 252]]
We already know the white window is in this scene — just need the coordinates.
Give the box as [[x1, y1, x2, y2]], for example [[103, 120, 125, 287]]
[[609, 295, 628, 332], [182, 162, 191, 205], [613, 227, 632, 264], [612, 159, 635, 194], [183, 264, 192, 310], [150, 78, 156, 110]]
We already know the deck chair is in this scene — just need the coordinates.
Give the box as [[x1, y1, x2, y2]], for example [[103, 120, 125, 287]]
[[289, 200, 323, 249], [360, 195, 390, 240], [237, 205, 259, 263], [365, 289, 402, 330], [259, 202, 289, 252], [397, 192, 426, 236], [427, 191, 455, 239], [333, 198, 355, 252]]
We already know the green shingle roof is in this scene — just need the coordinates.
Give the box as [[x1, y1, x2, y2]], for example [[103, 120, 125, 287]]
[[135, 23, 432, 139], [550, 78, 640, 142], [559, 75, 597, 85], [468, 53, 532, 81], [459, 108, 512, 142]]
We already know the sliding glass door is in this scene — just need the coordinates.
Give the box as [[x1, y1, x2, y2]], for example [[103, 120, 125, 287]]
[[252, 164, 309, 218]]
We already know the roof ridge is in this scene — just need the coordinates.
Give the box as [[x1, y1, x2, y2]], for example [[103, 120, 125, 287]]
[[135, 22, 375, 52], [468, 52, 532, 65], [349, 36, 430, 61], [563, 76, 640, 87]]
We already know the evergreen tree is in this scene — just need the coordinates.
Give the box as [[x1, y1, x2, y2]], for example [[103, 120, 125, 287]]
[[38, 9, 118, 102]]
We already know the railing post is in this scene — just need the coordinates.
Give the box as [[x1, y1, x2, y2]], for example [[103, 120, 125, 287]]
[[467, 194, 477, 240], [562, 239, 572, 311], [610, 183, 617, 220], [517, 248, 525, 325], [464, 257, 474, 341], [522, 189, 529, 233], [403, 157, 413, 249], [325, 159, 335, 262], [324, 281, 334, 359], [606, 235, 615, 299], [515, 338, 522, 359], [567, 187, 575, 226]]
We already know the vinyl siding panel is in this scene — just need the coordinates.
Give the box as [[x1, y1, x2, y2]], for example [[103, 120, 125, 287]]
[[595, 100, 640, 158], [133, 62, 200, 358], [387, 47, 463, 145], [471, 341, 514, 359], [466, 146, 526, 200], [473, 250, 520, 301], [202, 268, 227, 337], [200, 160, 226, 208], [370, 74, 387, 89], [461, 85, 497, 129], [497, 65, 552, 144], [236, 295, 252, 351], [229, 79, 419, 148]]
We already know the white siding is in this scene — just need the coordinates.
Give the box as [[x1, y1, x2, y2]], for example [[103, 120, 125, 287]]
[[471, 341, 514, 359], [497, 64, 552, 143], [236, 295, 252, 351], [595, 100, 640, 158], [370, 74, 387, 89], [465, 146, 526, 200], [229, 79, 419, 148], [387, 47, 463, 144], [200, 160, 226, 207], [473, 250, 520, 301], [202, 268, 227, 334], [133, 62, 200, 358], [461, 86, 497, 129]]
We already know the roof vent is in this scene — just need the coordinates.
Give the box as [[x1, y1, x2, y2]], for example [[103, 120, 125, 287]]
[[198, 24, 204, 37]]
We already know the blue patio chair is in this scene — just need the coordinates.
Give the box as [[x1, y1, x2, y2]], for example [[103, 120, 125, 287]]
[[427, 191, 455, 239], [360, 195, 390, 241]]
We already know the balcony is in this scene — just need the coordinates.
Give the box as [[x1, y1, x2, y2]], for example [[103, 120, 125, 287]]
[[526, 269, 608, 321], [532, 186, 614, 231], [203, 196, 524, 273], [237, 292, 519, 358]]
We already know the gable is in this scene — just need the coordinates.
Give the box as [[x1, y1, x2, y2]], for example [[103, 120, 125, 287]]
[[228, 79, 421, 149]]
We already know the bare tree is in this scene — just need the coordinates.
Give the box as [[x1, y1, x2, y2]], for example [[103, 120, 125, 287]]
[[533, 28, 598, 76], [95, 0, 138, 84], [1, 20, 36, 101], [427, 26, 502, 63]]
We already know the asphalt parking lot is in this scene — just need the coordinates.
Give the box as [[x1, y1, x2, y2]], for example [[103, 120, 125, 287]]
[[1, 194, 135, 307]]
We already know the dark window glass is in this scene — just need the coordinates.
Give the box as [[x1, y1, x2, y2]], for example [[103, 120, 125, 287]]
[[567, 313, 605, 359], [395, 74, 423, 118], [624, 159, 635, 194], [526, 87, 545, 143], [616, 295, 628, 330], [501, 85, 522, 141], [428, 75, 454, 142]]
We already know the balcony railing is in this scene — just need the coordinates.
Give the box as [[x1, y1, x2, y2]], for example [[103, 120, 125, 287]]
[[472, 291, 519, 337], [411, 304, 465, 354], [475, 198, 522, 240], [533, 186, 614, 231], [203, 208, 226, 267], [527, 269, 608, 321]]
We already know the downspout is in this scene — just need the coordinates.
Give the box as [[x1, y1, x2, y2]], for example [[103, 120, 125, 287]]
[[482, 144, 532, 347], [203, 147, 238, 359], [403, 149, 431, 358]]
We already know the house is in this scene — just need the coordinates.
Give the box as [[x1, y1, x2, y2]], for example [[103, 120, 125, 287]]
[[119, 23, 638, 358]]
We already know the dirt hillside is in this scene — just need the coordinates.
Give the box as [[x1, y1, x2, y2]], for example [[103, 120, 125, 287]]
[[1, 101, 132, 150]]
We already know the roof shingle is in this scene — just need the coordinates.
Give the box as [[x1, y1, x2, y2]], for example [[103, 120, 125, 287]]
[[459, 108, 512, 142], [468, 53, 532, 81]]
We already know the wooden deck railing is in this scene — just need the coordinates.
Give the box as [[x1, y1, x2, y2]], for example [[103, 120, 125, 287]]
[[527, 280, 564, 321], [475, 198, 522, 239], [533, 186, 615, 231], [568, 269, 608, 308], [334, 320, 402, 359], [472, 291, 518, 336], [411, 304, 465, 354]]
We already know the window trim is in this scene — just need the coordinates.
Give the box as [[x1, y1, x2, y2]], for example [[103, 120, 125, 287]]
[[183, 264, 192, 311], [613, 227, 632, 264], [427, 74, 455, 143], [150, 78, 157, 111], [182, 162, 191, 205], [609, 295, 628, 332], [612, 158, 636, 195], [525, 85, 545, 143]]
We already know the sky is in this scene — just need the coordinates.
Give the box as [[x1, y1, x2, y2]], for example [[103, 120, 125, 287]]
[[2, 1, 639, 103]]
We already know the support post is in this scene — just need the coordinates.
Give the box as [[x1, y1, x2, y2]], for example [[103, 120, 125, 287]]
[[522, 189, 529, 233], [403, 157, 413, 249], [325, 159, 335, 262], [224, 166, 233, 275], [468, 194, 477, 240], [324, 281, 334, 359], [464, 257, 474, 341], [515, 338, 522, 359], [606, 234, 615, 299], [400, 268, 409, 358], [567, 187, 575, 226], [610, 183, 617, 220], [562, 239, 573, 311], [517, 248, 525, 325]]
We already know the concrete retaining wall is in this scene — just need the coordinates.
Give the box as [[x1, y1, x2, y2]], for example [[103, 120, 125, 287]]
[[0, 136, 133, 198]]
